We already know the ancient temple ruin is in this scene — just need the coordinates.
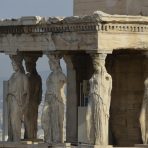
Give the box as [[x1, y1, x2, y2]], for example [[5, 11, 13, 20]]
[[0, 10, 148, 147]]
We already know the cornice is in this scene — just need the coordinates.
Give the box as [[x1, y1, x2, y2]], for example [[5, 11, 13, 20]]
[[0, 11, 148, 34]]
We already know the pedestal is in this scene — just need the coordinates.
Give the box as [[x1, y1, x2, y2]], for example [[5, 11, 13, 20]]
[[135, 144, 148, 147], [0, 141, 49, 148], [49, 143, 71, 148], [22, 139, 44, 143], [78, 144, 112, 148]]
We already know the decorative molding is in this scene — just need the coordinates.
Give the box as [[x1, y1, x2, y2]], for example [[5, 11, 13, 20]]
[[0, 11, 148, 34], [0, 23, 148, 34], [0, 23, 98, 34], [100, 23, 148, 33]]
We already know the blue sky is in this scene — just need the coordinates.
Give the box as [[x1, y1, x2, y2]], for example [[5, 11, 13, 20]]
[[0, 0, 73, 78], [0, 0, 73, 18]]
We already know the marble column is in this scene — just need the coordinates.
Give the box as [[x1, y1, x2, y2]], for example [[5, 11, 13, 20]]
[[24, 55, 42, 140], [86, 53, 112, 146], [7, 54, 29, 142], [41, 53, 66, 144], [64, 55, 78, 143]]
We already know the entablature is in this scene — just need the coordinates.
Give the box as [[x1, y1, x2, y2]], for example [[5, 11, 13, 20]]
[[0, 11, 148, 54]]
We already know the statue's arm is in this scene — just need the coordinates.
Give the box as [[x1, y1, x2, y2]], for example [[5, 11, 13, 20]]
[[6, 82, 16, 102], [6, 93, 15, 102], [108, 75, 112, 97], [107, 75, 112, 116]]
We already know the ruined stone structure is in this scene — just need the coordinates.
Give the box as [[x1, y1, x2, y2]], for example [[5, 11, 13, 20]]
[[24, 54, 42, 140], [41, 54, 66, 144], [7, 54, 29, 142], [1, 10, 148, 148], [74, 0, 148, 16]]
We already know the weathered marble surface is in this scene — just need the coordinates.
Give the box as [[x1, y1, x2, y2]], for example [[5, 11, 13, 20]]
[[1, 11, 148, 26], [24, 55, 42, 139], [64, 55, 77, 142], [74, 0, 148, 16], [0, 141, 49, 148], [139, 78, 148, 144], [135, 144, 148, 147], [78, 144, 112, 148], [86, 54, 112, 145], [50, 143, 71, 148], [41, 54, 66, 144], [0, 11, 147, 53], [7, 54, 29, 142]]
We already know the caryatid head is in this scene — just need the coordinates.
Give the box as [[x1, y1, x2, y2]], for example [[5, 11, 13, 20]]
[[47, 54, 62, 72], [92, 54, 107, 73], [24, 56, 38, 74], [9, 54, 25, 73]]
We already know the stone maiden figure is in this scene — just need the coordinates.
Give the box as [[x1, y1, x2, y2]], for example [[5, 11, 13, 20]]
[[24, 55, 42, 140], [140, 78, 148, 144], [86, 54, 112, 145], [41, 54, 66, 144], [7, 54, 29, 142]]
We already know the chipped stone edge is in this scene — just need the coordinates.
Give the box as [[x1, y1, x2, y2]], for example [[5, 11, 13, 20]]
[[1, 11, 148, 27]]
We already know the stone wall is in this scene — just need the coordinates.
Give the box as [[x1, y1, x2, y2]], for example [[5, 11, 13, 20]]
[[106, 51, 148, 146], [74, 0, 148, 16]]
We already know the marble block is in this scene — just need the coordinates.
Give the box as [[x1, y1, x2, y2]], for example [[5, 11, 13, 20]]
[[49, 143, 71, 148], [0, 141, 49, 148], [78, 144, 112, 148], [135, 144, 148, 147]]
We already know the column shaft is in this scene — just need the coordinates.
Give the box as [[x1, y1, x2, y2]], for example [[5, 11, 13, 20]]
[[64, 55, 78, 143]]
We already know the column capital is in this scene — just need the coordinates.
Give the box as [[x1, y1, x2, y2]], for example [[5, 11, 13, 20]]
[[86, 50, 113, 55], [46, 52, 62, 60], [24, 55, 39, 63], [23, 51, 42, 58], [9, 53, 25, 73], [90, 53, 107, 60], [9, 53, 23, 64]]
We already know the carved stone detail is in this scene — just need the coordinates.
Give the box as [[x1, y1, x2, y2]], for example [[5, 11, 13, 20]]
[[140, 78, 148, 144], [7, 54, 29, 142], [86, 53, 112, 145], [64, 55, 77, 142], [41, 54, 66, 144], [24, 55, 42, 139], [1, 11, 148, 34]]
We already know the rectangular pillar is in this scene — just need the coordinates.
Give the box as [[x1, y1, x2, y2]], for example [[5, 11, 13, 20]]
[[2, 81, 8, 141], [64, 55, 78, 143]]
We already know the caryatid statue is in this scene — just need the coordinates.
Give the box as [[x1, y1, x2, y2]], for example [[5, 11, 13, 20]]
[[41, 54, 66, 144], [86, 54, 112, 145], [139, 78, 148, 144], [7, 54, 29, 142], [24, 55, 42, 139]]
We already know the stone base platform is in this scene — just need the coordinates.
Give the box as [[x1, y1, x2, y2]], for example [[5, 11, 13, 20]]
[[0, 142, 49, 148], [1, 143, 143, 148], [49, 143, 71, 148], [135, 144, 148, 147], [78, 144, 112, 148], [0, 142, 72, 148]]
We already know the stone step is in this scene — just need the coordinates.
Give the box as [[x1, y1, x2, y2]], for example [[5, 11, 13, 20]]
[[0, 142, 146, 148], [0, 142, 49, 148]]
